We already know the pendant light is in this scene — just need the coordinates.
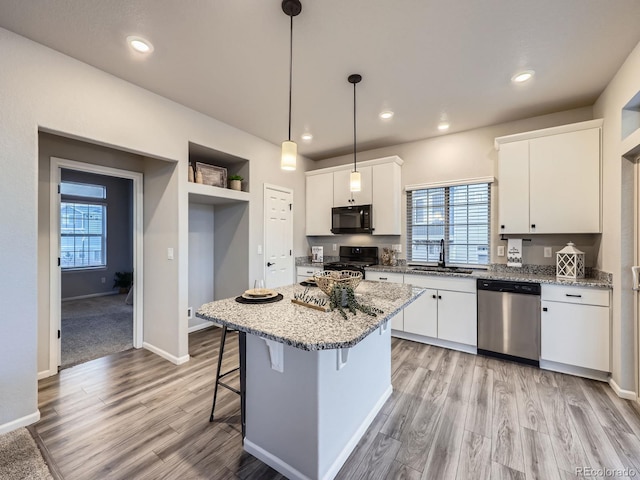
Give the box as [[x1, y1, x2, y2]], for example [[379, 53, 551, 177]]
[[281, 0, 302, 171], [348, 74, 362, 192]]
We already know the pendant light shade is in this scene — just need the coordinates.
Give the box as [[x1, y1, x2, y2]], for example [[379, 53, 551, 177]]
[[281, 0, 302, 171], [350, 171, 361, 192], [348, 74, 362, 192], [281, 140, 297, 171]]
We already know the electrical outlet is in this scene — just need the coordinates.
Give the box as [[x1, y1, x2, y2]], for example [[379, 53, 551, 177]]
[[497, 245, 505, 257], [101, 277, 106, 284], [187, 307, 193, 319], [257, 244, 263, 255], [392, 244, 402, 253], [332, 244, 337, 251], [167, 247, 174, 260], [544, 247, 552, 258]]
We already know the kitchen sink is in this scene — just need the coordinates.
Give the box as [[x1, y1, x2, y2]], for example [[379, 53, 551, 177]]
[[407, 265, 473, 274]]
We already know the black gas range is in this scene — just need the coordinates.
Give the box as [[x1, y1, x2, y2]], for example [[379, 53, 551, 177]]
[[323, 246, 379, 279]]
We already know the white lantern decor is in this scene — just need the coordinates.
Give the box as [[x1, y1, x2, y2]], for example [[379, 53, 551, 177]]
[[556, 242, 585, 279]]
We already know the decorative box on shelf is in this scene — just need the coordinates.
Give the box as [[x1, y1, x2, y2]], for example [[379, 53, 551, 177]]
[[556, 242, 585, 279]]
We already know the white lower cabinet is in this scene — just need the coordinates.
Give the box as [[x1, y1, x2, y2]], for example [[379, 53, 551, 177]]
[[541, 284, 610, 372], [402, 274, 477, 347], [366, 271, 404, 283], [296, 265, 322, 284], [403, 288, 437, 337]]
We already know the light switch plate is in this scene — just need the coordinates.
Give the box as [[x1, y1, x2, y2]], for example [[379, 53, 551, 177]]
[[257, 244, 263, 255], [332, 244, 337, 251], [392, 244, 402, 253], [167, 247, 174, 260], [544, 247, 552, 258], [497, 245, 505, 257]]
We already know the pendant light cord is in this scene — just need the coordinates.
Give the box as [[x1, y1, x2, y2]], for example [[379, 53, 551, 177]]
[[288, 15, 293, 142], [353, 81, 357, 172]]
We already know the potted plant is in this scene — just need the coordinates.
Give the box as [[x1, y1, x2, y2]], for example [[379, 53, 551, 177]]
[[228, 174, 243, 191], [113, 271, 133, 294]]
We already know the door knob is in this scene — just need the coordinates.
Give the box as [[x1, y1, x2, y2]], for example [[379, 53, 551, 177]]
[[267, 262, 275, 267]]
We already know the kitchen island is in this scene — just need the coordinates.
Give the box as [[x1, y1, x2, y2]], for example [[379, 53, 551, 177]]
[[197, 281, 425, 480]]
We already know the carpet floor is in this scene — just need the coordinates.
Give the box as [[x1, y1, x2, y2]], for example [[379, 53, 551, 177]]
[[0, 428, 53, 480], [61, 294, 133, 369]]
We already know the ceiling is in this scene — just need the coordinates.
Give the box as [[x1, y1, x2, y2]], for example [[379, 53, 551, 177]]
[[1, 1, 640, 160]]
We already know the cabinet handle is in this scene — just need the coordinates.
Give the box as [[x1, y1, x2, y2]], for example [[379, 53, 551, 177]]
[[438, 295, 442, 300], [267, 262, 275, 267], [306, 270, 313, 274], [543, 307, 548, 312], [432, 294, 437, 299], [531, 224, 536, 229], [565, 294, 582, 298], [379, 277, 388, 281], [501, 225, 505, 229]]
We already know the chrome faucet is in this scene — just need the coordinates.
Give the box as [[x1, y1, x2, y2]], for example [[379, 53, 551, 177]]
[[438, 239, 446, 267]]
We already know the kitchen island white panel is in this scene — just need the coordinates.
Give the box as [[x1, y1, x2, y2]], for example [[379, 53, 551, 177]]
[[244, 323, 391, 480]]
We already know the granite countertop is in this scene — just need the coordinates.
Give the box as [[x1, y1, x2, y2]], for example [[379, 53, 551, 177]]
[[297, 260, 611, 288], [196, 282, 425, 351]]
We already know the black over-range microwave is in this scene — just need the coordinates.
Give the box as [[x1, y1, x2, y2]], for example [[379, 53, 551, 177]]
[[331, 204, 372, 234]]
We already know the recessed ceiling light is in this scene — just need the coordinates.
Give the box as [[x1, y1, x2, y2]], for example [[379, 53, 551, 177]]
[[127, 36, 153, 54], [301, 133, 313, 141], [438, 122, 450, 131], [511, 70, 535, 84], [379, 111, 394, 120]]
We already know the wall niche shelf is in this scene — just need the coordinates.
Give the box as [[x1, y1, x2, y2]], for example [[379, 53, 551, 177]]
[[621, 90, 640, 142], [188, 141, 250, 194], [187, 182, 250, 205], [186, 142, 250, 338]]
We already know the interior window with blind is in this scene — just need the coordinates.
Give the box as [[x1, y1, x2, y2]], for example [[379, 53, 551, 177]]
[[407, 183, 490, 267], [60, 181, 107, 270]]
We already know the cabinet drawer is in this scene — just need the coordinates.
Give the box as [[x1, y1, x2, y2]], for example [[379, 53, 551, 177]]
[[541, 284, 609, 307], [367, 271, 404, 283], [403, 274, 476, 293], [296, 266, 322, 278]]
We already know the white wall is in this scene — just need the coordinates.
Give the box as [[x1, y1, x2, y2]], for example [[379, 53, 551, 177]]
[[594, 40, 640, 393], [311, 107, 595, 265], [0, 28, 308, 432]]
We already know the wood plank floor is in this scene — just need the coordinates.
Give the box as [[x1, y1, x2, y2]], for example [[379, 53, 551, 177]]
[[34, 328, 640, 479]]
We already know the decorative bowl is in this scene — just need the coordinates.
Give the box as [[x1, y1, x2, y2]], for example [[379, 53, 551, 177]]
[[313, 270, 363, 296]]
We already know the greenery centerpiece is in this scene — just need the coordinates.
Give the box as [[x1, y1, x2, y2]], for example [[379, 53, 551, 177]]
[[228, 174, 243, 191], [329, 285, 383, 320]]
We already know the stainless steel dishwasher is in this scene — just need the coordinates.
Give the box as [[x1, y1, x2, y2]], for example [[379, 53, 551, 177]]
[[477, 279, 541, 366]]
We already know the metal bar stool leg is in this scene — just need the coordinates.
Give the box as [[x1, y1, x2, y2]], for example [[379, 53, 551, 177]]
[[210, 325, 229, 422]]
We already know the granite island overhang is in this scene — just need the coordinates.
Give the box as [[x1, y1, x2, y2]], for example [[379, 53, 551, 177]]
[[196, 281, 425, 480]]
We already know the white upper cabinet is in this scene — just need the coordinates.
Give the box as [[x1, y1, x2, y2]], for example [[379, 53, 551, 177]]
[[305, 156, 403, 236], [333, 166, 372, 207], [372, 162, 402, 235], [496, 119, 602, 234], [305, 172, 333, 236]]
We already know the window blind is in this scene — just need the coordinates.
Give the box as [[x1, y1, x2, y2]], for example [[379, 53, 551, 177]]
[[406, 182, 491, 266]]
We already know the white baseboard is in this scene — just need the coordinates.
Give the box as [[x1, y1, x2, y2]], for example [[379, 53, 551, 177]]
[[391, 330, 477, 355], [244, 385, 393, 480], [0, 411, 41, 435], [609, 377, 637, 400], [143, 342, 190, 365], [188, 322, 215, 334], [62, 291, 119, 302], [37, 369, 56, 380]]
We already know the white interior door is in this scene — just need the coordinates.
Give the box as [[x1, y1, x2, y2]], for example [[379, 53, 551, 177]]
[[264, 184, 293, 289]]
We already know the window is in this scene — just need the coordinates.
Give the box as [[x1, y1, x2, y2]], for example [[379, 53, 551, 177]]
[[407, 182, 490, 266], [60, 181, 107, 270]]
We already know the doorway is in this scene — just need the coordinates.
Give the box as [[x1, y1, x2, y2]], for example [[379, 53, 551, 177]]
[[263, 184, 293, 289], [49, 157, 144, 373]]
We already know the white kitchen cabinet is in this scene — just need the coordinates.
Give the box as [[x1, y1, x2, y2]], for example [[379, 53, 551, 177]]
[[366, 271, 404, 283], [304, 156, 403, 237], [497, 141, 530, 234], [403, 288, 438, 337], [372, 162, 402, 235], [540, 284, 610, 372], [496, 120, 602, 234], [333, 166, 372, 207], [296, 265, 322, 283], [305, 172, 333, 235], [403, 274, 477, 346]]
